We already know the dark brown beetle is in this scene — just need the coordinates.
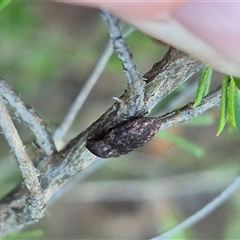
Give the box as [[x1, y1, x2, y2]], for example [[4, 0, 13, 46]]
[[86, 117, 161, 158]]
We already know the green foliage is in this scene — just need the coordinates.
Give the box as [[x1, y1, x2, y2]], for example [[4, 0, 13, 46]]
[[217, 74, 229, 135], [216, 75, 240, 136], [0, 0, 10, 10], [194, 66, 212, 106], [228, 77, 236, 126], [233, 77, 240, 89], [193, 67, 240, 137], [234, 88, 240, 136]]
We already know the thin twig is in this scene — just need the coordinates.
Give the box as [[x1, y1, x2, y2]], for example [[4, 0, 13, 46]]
[[39, 79, 222, 206], [0, 95, 45, 219], [53, 40, 113, 144], [38, 48, 204, 200], [53, 27, 135, 145], [151, 175, 240, 240], [100, 9, 145, 112], [0, 79, 56, 156], [158, 84, 222, 129], [0, 12, 212, 236], [0, 53, 212, 236]]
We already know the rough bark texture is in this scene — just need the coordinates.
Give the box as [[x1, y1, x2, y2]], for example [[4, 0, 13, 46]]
[[0, 47, 203, 236]]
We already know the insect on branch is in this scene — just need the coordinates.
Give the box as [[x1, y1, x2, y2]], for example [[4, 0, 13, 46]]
[[0, 9, 233, 238]]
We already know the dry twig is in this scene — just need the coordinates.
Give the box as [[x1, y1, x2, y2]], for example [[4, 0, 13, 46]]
[[0, 10, 229, 237], [0, 89, 45, 220]]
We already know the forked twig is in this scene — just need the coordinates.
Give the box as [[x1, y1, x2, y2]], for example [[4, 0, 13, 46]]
[[53, 40, 113, 144], [53, 27, 134, 144], [0, 9, 235, 238]]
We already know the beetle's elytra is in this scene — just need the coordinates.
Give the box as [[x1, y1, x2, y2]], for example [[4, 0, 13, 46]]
[[86, 117, 160, 158]]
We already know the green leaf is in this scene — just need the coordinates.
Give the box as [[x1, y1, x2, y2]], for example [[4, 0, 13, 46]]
[[217, 74, 228, 136], [203, 72, 211, 96], [228, 76, 236, 126], [234, 89, 240, 136], [0, 0, 11, 10], [157, 131, 204, 157], [194, 66, 212, 106], [233, 77, 240, 90]]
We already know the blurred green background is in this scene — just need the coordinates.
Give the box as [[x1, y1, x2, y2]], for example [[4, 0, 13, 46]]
[[0, 2, 240, 239]]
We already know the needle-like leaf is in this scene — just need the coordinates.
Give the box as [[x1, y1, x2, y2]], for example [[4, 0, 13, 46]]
[[194, 66, 212, 106], [228, 76, 236, 126], [217, 74, 228, 136], [0, 0, 10, 10], [233, 77, 240, 90], [234, 89, 240, 136]]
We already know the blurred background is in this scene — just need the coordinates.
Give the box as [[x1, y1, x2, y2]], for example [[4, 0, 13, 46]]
[[0, 2, 239, 239]]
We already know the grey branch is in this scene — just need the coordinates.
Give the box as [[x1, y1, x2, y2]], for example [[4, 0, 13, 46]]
[[100, 10, 145, 113], [0, 94, 45, 220], [0, 11, 227, 238], [53, 26, 135, 145], [0, 79, 56, 156], [0, 50, 216, 236], [158, 83, 221, 130]]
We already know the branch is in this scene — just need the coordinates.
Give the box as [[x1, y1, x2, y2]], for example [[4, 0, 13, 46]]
[[100, 10, 145, 113], [53, 27, 134, 145], [144, 47, 203, 111], [0, 79, 56, 156], [158, 83, 222, 130], [0, 95, 45, 219], [0, 12, 205, 236]]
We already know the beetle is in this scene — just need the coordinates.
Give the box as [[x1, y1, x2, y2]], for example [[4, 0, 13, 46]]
[[86, 117, 161, 158]]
